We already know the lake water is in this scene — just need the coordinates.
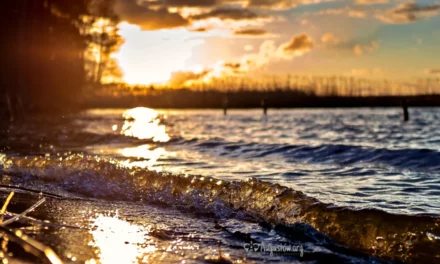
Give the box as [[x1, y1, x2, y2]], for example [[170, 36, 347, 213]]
[[1, 108, 439, 263]]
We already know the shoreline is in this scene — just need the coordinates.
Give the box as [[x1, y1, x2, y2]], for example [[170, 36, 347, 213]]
[[84, 94, 440, 109]]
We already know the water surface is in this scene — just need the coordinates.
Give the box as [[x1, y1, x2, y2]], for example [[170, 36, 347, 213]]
[[1, 108, 440, 263]]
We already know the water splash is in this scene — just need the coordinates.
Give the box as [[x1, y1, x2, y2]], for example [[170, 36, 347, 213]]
[[2, 154, 439, 262]]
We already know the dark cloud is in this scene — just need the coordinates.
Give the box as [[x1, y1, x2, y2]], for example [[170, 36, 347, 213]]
[[378, 3, 440, 24], [224, 62, 242, 69], [248, 0, 295, 9], [190, 8, 265, 21], [282, 33, 313, 53], [234, 28, 268, 36], [114, 0, 189, 30], [164, 0, 218, 7], [189, 27, 210, 32], [222, 62, 245, 73]]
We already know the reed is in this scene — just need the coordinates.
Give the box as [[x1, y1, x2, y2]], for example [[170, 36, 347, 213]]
[[95, 74, 440, 98], [0, 192, 62, 264]]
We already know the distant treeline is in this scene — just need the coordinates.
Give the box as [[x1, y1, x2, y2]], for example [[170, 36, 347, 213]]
[[104, 74, 440, 98], [0, 0, 120, 120], [86, 88, 440, 109]]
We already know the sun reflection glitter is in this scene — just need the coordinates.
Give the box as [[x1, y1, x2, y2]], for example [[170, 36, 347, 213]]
[[119, 144, 167, 169], [121, 107, 170, 142], [89, 213, 157, 264]]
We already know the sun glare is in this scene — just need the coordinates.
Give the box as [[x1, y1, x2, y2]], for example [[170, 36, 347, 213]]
[[114, 23, 205, 85], [119, 144, 167, 169], [121, 107, 170, 142], [89, 214, 157, 264]]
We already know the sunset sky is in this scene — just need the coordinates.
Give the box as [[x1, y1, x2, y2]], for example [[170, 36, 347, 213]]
[[110, 0, 440, 85]]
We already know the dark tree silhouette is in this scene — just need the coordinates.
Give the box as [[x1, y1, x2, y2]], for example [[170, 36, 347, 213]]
[[0, 0, 119, 120]]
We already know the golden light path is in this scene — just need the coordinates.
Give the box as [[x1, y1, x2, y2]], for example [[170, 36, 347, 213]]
[[88, 214, 157, 264], [119, 145, 168, 170], [118, 107, 175, 171], [121, 107, 170, 142]]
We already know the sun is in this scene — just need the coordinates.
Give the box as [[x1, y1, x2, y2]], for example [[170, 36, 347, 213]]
[[113, 23, 205, 85]]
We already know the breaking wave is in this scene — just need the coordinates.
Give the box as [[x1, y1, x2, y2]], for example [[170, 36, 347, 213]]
[[1, 154, 439, 262]]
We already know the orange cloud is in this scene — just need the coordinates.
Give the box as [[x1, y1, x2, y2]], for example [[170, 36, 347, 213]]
[[247, 0, 327, 10], [248, 0, 298, 9], [353, 41, 379, 55], [240, 34, 314, 70], [164, 32, 315, 85], [114, 0, 189, 30], [189, 27, 210, 32], [312, 3, 439, 24], [234, 28, 268, 36], [377, 3, 440, 24], [165, 0, 218, 7], [282, 33, 314, 54], [316, 6, 367, 18], [355, 0, 388, 5], [244, 44, 254, 51], [169, 69, 212, 85], [321, 32, 340, 45], [190, 8, 266, 21]]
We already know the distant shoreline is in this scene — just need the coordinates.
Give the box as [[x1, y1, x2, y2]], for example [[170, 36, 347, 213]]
[[84, 93, 440, 109]]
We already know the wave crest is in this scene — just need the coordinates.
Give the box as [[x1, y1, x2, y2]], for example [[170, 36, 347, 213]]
[[1, 154, 439, 262]]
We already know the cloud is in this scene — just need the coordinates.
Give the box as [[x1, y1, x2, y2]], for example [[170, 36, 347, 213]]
[[353, 41, 379, 55], [316, 6, 367, 18], [425, 68, 440, 75], [355, 0, 388, 5], [189, 27, 210, 32], [377, 3, 440, 24], [244, 44, 254, 51], [234, 28, 268, 36], [321, 32, 339, 45], [224, 62, 242, 69], [190, 8, 265, 21], [169, 69, 212, 85], [222, 62, 246, 73], [114, 0, 189, 30], [242, 34, 314, 68], [247, 0, 330, 10], [281, 33, 314, 55], [193, 34, 315, 80], [164, 0, 218, 7], [248, 0, 299, 9], [311, 3, 439, 24]]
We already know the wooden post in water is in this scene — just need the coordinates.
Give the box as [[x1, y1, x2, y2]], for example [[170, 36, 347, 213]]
[[402, 100, 409, 122], [261, 98, 268, 115], [223, 94, 228, 116]]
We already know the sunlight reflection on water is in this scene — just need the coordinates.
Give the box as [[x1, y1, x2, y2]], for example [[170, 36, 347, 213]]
[[80, 107, 440, 214], [89, 213, 157, 264], [119, 144, 168, 170], [121, 107, 170, 142]]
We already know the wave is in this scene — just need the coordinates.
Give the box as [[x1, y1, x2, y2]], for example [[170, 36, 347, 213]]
[[171, 138, 440, 171], [1, 154, 439, 262]]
